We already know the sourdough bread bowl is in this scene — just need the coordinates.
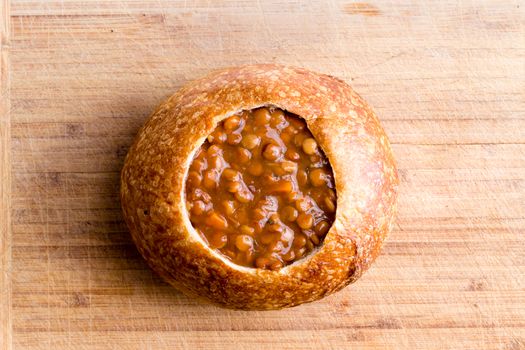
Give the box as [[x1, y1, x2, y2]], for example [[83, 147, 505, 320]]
[[120, 64, 398, 310]]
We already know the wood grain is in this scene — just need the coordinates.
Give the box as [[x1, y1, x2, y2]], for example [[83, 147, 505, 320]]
[[5, 0, 525, 349], [1, 0, 11, 349]]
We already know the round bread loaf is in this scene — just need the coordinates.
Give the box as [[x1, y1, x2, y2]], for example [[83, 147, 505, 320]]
[[120, 64, 398, 310]]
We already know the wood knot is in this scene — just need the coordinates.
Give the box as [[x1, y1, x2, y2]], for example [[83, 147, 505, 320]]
[[466, 278, 487, 291], [375, 316, 403, 329], [116, 144, 129, 159], [68, 292, 89, 307], [346, 331, 365, 341], [47, 172, 61, 186], [65, 123, 85, 137]]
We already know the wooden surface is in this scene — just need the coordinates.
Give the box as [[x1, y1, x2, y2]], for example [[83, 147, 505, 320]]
[[2, 0, 525, 349]]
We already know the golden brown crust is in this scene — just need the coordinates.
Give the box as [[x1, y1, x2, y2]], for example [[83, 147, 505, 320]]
[[120, 64, 399, 310]]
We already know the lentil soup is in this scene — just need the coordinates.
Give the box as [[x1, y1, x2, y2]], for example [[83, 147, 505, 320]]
[[185, 107, 336, 270]]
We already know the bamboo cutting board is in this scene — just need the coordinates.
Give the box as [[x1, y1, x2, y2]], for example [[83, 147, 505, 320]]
[[1, 1, 524, 349]]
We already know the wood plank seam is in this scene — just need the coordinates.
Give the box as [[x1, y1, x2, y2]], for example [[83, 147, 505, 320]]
[[0, 0, 11, 349]]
